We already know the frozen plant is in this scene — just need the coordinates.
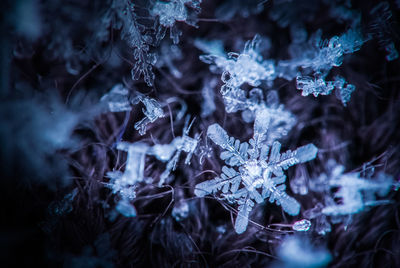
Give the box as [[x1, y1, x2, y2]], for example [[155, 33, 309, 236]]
[[106, 142, 150, 217], [195, 109, 318, 234], [152, 0, 202, 44]]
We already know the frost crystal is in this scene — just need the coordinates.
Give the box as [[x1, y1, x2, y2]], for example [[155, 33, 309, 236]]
[[280, 27, 363, 104], [149, 117, 200, 186], [296, 75, 334, 97], [106, 142, 150, 217], [194, 39, 225, 58], [48, 189, 78, 216], [200, 35, 275, 94], [296, 74, 356, 105], [152, 0, 201, 44], [321, 171, 394, 217], [225, 89, 297, 144], [133, 95, 165, 135], [116, 198, 137, 217], [111, 1, 157, 86], [195, 110, 318, 233]]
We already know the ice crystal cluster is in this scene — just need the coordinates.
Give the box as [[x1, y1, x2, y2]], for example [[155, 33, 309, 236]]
[[96, 0, 398, 244], [4, 0, 400, 266]]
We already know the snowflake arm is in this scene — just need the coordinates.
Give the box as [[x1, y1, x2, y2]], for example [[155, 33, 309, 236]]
[[113, 0, 156, 86], [207, 123, 248, 166], [194, 166, 241, 197]]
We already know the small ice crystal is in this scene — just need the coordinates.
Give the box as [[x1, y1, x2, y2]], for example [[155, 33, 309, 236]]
[[292, 219, 311, 232]]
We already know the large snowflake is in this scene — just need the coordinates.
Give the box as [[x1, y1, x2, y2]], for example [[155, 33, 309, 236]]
[[195, 109, 318, 233]]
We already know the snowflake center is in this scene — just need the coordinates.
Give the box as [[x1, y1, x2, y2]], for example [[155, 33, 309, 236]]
[[240, 160, 264, 188]]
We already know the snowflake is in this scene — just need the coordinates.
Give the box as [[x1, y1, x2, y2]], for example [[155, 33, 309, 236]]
[[321, 168, 394, 217], [306, 160, 395, 233], [333, 76, 355, 106], [199, 35, 275, 94], [195, 109, 318, 233]]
